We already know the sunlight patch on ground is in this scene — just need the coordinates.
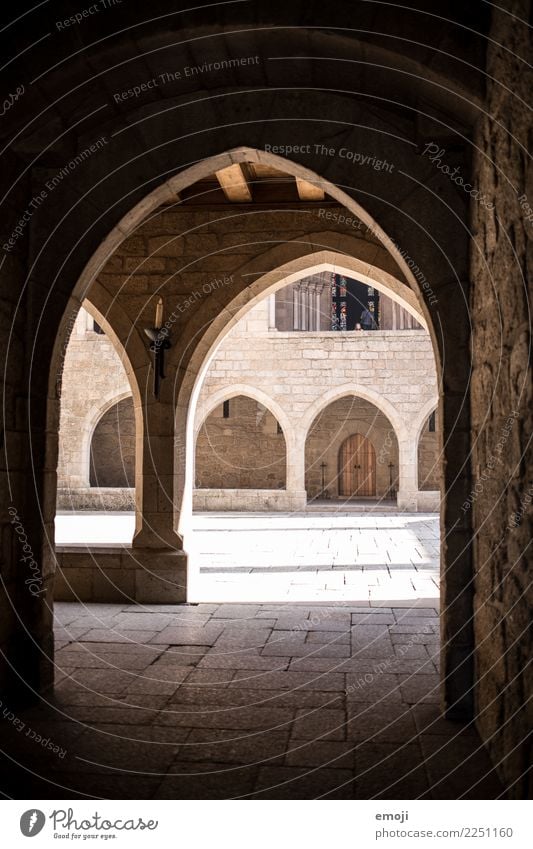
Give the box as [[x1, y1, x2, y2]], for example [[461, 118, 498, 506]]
[[55, 510, 440, 604]]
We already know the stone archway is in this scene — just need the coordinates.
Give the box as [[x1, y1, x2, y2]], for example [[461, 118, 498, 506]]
[[0, 3, 526, 796], [301, 392, 402, 503], [44, 148, 470, 722], [83, 390, 134, 488]]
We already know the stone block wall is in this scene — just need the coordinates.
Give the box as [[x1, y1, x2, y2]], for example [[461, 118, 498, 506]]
[[470, 0, 533, 798], [304, 397, 399, 498], [57, 308, 130, 493], [418, 412, 440, 491], [195, 395, 286, 489], [57, 281, 440, 511], [90, 397, 135, 488]]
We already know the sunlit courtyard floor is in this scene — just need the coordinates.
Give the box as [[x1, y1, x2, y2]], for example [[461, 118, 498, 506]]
[[55, 509, 440, 604]]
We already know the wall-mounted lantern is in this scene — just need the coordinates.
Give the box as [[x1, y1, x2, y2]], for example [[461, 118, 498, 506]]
[[144, 297, 171, 400]]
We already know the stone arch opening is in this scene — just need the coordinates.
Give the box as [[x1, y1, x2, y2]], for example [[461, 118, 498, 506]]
[[194, 392, 288, 508], [54, 299, 140, 521], [85, 390, 134, 487], [417, 402, 441, 493], [89, 397, 136, 489], [47, 147, 466, 718], [303, 394, 401, 503], [2, 2, 525, 796]]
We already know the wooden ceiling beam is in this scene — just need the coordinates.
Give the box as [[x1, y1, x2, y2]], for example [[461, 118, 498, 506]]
[[296, 178, 325, 201], [215, 163, 253, 202]]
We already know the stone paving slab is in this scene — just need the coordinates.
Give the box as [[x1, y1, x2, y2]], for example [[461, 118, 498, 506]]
[[0, 600, 503, 800], [253, 765, 355, 799], [285, 739, 356, 769]]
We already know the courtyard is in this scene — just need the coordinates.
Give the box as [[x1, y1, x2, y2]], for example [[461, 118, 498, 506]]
[[55, 509, 440, 603]]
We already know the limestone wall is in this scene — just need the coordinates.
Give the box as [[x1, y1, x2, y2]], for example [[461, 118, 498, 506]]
[[57, 293, 440, 510], [470, 1, 533, 798], [90, 397, 135, 488], [57, 308, 130, 501], [418, 414, 440, 491], [197, 297, 438, 447], [304, 397, 399, 499], [196, 395, 286, 489]]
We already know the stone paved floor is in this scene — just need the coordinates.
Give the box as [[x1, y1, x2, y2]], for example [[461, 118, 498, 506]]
[[0, 601, 503, 800], [190, 512, 439, 602], [56, 510, 440, 603]]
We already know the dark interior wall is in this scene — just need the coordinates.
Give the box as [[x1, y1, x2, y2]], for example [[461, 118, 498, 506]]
[[470, 0, 533, 799], [0, 162, 55, 701], [2, 0, 520, 789]]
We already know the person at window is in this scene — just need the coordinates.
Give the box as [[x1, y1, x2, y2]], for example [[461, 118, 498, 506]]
[[355, 322, 362, 331], [360, 307, 376, 330]]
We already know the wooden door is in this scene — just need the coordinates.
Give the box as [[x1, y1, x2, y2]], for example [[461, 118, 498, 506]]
[[339, 433, 376, 496]]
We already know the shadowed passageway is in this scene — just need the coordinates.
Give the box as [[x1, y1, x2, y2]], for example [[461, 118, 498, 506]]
[[0, 602, 502, 800]]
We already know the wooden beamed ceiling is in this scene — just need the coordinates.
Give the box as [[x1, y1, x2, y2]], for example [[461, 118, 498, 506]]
[[214, 163, 253, 203], [295, 178, 325, 201], [176, 162, 328, 205]]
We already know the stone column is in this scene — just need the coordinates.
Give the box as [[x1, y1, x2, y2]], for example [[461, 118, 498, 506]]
[[268, 294, 277, 330], [130, 391, 188, 600], [285, 429, 307, 510], [292, 286, 300, 330], [300, 283, 309, 330], [396, 437, 418, 510], [313, 285, 321, 330]]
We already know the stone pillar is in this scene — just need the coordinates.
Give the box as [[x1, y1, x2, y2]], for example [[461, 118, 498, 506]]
[[285, 429, 307, 510], [268, 294, 277, 330], [313, 285, 322, 330], [130, 392, 187, 600], [300, 283, 309, 330], [292, 286, 300, 330], [57, 383, 188, 604], [396, 437, 418, 510]]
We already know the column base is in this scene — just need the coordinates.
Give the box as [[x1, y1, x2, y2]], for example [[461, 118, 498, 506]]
[[397, 490, 440, 512], [54, 545, 188, 603], [397, 489, 418, 511]]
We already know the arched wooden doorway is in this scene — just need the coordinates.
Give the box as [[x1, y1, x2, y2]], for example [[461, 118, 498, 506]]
[[338, 434, 376, 497]]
